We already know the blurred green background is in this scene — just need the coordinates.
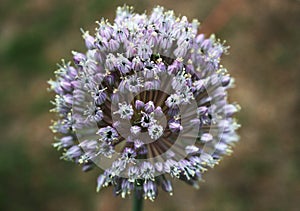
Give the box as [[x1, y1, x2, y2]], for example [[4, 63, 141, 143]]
[[0, 0, 299, 210]]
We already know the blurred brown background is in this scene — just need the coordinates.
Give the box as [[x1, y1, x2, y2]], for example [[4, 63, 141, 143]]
[[0, 0, 299, 210]]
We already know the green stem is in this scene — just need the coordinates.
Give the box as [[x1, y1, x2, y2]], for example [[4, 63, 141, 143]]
[[133, 190, 143, 211]]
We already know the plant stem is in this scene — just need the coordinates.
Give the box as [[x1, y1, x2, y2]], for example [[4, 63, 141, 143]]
[[133, 190, 143, 211]]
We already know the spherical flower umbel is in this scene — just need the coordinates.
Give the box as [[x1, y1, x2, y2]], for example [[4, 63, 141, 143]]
[[49, 5, 240, 201]]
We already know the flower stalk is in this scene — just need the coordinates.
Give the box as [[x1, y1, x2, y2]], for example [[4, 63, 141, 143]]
[[133, 188, 144, 211]]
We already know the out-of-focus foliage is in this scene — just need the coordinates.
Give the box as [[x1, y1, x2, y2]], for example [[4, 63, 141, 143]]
[[0, 0, 299, 210]]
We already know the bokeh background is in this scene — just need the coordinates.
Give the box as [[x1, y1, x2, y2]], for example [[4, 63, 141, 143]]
[[0, 0, 299, 210]]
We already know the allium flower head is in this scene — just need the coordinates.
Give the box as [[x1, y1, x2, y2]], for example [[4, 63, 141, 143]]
[[49, 5, 240, 201]]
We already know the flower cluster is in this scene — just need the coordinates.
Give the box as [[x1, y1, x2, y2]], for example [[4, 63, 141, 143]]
[[49, 5, 240, 201]]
